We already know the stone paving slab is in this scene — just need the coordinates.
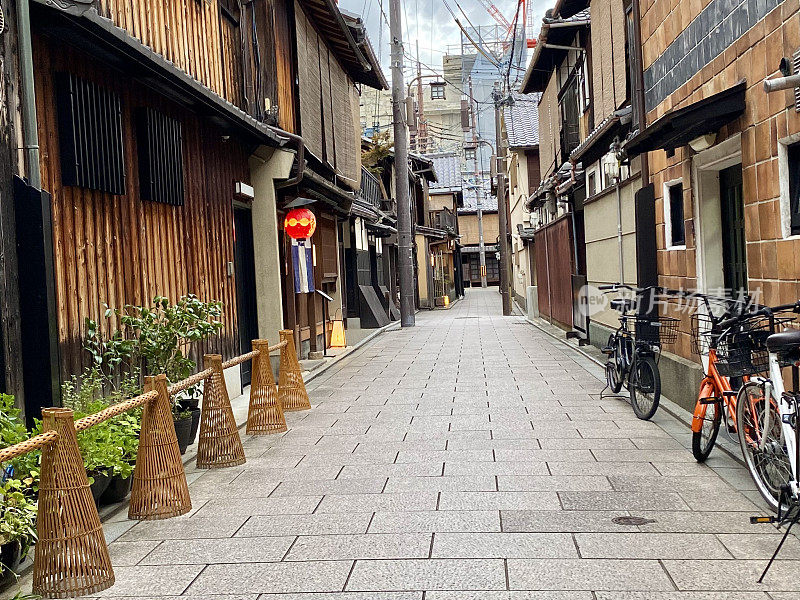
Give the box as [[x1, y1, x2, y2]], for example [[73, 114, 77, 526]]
[[12, 289, 800, 599]]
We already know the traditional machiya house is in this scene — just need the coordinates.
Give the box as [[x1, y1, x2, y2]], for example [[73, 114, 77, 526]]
[[8, 0, 381, 419], [502, 93, 541, 314], [19, 0, 296, 421], [410, 153, 455, 309], [423, 152, 465, 303], [520, 0, 645, 344], [269, 1, 386, 359], [459, 190, 501, 288], [341, 139, 401, 344], [620, 0, 800, 408]]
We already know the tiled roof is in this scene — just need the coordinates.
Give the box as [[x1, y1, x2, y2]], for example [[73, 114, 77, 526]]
[[425, 152, 462, 191], [504, 92, 540, 149], [459, 187, 497, 212]]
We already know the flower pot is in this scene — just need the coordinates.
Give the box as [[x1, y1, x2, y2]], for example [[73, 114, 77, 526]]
[[98, 473, 132, 505], [188, 407, 201, 445], [0, 540, 22, 577], [173, 414, 193, 455], [177, 397, 200, 412], [89, 471, 111, 504]]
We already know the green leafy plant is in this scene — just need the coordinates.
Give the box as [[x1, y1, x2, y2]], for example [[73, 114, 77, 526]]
[[0, 479, 37, 560], [0, 395, 40, 496], [86, 295, 224, 408]]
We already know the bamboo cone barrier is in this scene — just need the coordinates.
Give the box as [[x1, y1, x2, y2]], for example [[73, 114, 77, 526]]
[[128, 375, 192, 520], [246, 340, 287, 434], [196, 354, 246, 468], [33, 408, 114, 598], [278, 330, 311, 411]]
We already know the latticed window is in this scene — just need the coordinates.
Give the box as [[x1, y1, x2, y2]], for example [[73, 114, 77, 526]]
[[431, 84, 445, 100], [55, 72, 125, 195]]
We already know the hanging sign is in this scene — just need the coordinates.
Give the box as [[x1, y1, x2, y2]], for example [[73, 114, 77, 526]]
[[291, 238, 315, 294]]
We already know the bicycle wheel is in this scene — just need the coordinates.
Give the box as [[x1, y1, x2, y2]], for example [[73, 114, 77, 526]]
[[691, 397, 722, 462], [605, 335, 623, 393], [629, 355, 661, 420], [736, 381, 792, 512]]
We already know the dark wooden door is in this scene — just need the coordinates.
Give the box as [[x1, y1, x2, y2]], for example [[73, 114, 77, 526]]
[[720, 165, 747, 295], [233, 206, 258, 386]]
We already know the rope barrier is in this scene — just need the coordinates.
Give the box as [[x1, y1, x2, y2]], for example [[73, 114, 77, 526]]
[[0, 341, 292, 462], [74, 391, 158, 432], [167, 368, 214, 395], [0, 430, 60, 463], [221, 350, 260, 369]]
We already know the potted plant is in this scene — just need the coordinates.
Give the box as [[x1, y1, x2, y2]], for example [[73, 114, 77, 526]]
[[111, 295, 223, 452], [85, 295, 223, 455], [0, 479, 37, 577], [98, 408, 140, 504]]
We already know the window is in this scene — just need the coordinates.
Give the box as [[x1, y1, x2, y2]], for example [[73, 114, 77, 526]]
[[787, 142, 800, 236], [664, 181, 686, 247], [219, 0, 244, 109], [431, 83, 445, 100], [136, 108, 185, 206], [587, 171, 597, 197], [465, 148, 476, 162], [55, 72, 125, 195]]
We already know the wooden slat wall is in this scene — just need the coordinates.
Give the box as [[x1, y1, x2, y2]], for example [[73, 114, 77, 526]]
[[294, 0, 361, 186], [534, 216, 574, 328], [295, 7, 324, 158], [34, 36, 248, 379], [94, 0, 243, 110], [320, 46, 335, 163], [219, 11, 245, 110], [273, 0, 297, 132]]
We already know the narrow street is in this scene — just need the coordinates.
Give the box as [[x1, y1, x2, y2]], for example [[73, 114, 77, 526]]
[[95, 289, 800, 597]]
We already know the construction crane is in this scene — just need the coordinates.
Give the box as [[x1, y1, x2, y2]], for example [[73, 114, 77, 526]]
[[475, 0, 537, 50]]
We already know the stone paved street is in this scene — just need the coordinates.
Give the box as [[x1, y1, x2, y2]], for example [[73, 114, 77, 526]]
[[92, 289, 800, 597]]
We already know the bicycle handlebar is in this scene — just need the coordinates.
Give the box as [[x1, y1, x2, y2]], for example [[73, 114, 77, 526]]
[[716, 301, 800, 331]]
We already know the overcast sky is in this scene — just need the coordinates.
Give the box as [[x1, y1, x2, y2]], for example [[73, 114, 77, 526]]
[[339, 0, 550, 80]]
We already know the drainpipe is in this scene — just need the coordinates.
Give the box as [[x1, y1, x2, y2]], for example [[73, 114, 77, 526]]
[[631, 0, 648, 188], [615, 176, 625, 285], [271, 128, 305, 189], [271, 127, 305, 189], [18, 0, 41, 189]]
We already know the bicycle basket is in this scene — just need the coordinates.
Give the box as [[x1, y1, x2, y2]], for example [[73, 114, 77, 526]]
[[690, 313, 716, 355], [715, 316, 795, 377], [632, 315, 679, 345]]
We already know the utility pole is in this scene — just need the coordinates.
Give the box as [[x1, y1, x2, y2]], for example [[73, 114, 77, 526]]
[[493, 84, 511, 316], [390, 0, 415, 327], [469, 78, 487, 288]]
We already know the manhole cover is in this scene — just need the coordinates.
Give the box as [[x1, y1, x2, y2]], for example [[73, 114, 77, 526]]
[[612, 516, 656, 526]]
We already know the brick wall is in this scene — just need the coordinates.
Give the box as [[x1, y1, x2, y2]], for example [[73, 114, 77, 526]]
[[641, 0, 800, 364]]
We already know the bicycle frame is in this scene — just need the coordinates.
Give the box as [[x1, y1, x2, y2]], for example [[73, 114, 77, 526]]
[[765, 353, 799, 500], [691, 348, 738, 434]]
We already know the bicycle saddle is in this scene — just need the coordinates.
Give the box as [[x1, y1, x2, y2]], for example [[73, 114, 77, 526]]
[[610, 298, 635, 313], [766, 329, 800, 355]]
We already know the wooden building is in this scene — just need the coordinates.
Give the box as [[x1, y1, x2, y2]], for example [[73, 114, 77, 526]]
[[9, 0, 382, 419], [271, 2, 387, 358]]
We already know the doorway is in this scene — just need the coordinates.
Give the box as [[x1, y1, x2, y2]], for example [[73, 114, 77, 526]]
[[719, 164, 747, 295], [233, 206, 258, 387]]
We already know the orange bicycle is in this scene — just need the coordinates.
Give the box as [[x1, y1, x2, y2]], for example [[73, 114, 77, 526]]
[[690, 310, 742, 461], [689, 294, 793, 462]]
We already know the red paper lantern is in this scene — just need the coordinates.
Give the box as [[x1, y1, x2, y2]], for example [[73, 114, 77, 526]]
[[284, 208, 316, 239]]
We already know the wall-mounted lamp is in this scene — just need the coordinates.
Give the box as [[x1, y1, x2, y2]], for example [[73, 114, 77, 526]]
[[688, 133, 717, 152]]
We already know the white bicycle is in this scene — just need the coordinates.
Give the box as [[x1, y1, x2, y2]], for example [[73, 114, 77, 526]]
[[720, 301, 800, 579]]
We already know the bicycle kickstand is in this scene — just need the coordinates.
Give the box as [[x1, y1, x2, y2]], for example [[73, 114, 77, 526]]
[[756, 491, 800, 583]]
